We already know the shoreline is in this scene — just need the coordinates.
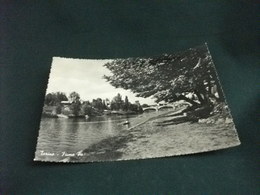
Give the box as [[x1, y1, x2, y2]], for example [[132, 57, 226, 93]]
[[60, 109, 240, 162], [57, 103, 240, 163], [60, 108, 188, 162], [42, 110, 142, 119]]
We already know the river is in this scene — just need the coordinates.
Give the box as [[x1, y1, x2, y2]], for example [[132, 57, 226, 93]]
[[35, 110, 169, 161]]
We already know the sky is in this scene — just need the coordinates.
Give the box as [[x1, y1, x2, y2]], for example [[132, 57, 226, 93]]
[[46, 57, 156, 105]]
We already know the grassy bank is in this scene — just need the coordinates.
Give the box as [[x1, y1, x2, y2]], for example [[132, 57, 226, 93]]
[[61, 109, 240, 163]]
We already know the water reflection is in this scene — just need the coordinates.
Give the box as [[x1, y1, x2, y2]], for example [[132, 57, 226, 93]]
[[36, 109, 171, 160], [37, 115, 133, 155]]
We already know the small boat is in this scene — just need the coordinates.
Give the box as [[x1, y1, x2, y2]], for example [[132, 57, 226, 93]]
[[122, 120, 130, 125]]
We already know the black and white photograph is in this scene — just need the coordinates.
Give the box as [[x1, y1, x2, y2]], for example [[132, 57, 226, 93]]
[[34, 44, 240, 163]]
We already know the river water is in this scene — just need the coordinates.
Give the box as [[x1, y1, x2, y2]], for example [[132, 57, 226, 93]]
[[35, 111, 167, 161]]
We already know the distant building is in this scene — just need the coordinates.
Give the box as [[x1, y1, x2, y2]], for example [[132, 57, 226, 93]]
[[61, 101, 72, 105]]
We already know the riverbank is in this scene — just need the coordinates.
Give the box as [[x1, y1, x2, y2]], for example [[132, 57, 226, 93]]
[[62, 110, 240, 162], [119, 119, 239, 161], [42, 110, 141, 119]]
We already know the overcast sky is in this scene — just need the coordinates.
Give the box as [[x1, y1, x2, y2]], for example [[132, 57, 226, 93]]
[[46, 57, 156, 105]]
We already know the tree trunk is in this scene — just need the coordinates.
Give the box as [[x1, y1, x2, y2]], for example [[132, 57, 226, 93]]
[[178, 95, 200, 106], [194, 90, 205, 104], [210, 69, 225, 102]]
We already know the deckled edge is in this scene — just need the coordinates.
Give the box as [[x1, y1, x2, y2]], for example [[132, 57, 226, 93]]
[[33, 43, 241, 163]]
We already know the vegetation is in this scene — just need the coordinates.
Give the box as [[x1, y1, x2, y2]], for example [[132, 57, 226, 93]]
[[43, 45, 227, 124], [44, 92, 68, 106], [43, 92, 143, 118], [103, 45, 224, 107], [102, 44, 230, 124], [68, 92, 81, 116]]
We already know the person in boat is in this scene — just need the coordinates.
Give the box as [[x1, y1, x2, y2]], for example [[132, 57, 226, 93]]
[[122, 120, 130, 125]]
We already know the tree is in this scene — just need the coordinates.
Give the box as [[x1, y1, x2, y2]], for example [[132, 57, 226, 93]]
[[70, 101, 81, 116], [92, 98, 103, 111], [44, 92, 68, 106], [124, 96, 129, 111], [111, 93, 123, 110], [69, 92, 81, 116], [103, 44, 224, 106], [69, 92, 80, 103], [134, 100, 143, 113], [102, 100, 108, 110], [81, 102, 94, 116]]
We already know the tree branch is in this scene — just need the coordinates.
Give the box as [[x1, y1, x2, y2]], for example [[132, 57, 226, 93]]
[[178, 95, 200, 106]]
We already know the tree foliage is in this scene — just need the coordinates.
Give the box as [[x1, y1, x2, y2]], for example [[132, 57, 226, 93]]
[[92, 98, 104, 111], [69, 92, 80, 103], [69, 92, 81, 116], [44, 91, 144, 117], [44, 92, 68, 106], [104, 45, 224, 106], [124, 96, 129, 111], [111, 93, 123, 110]]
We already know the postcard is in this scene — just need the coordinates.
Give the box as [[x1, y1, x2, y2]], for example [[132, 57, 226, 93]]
[[34, 44, 240, 163]]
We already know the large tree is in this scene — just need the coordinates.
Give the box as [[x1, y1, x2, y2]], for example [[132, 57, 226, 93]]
[[103, 45, 224, 106], [92, 98, 104, 111], [110, 93, 123, 110], [69, 92, 81, 116], [69, 91, 80, 103]]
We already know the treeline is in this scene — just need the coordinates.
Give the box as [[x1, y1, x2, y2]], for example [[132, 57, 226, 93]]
[[43, 92, 143, 117]]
